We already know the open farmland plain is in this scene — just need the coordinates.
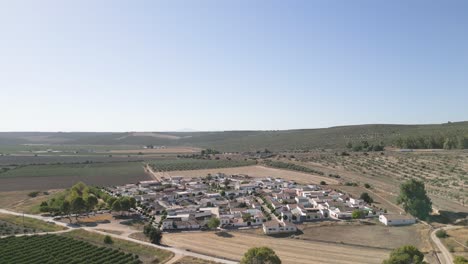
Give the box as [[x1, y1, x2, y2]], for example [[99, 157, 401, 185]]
[[162, 231, 389, 264], [0, 162, 151, 191]]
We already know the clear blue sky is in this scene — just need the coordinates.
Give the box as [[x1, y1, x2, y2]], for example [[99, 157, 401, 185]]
[[1, 1, 467, 132]]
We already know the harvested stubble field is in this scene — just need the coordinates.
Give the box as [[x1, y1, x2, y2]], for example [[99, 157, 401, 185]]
[[162, 231, 389, 264], [0, 162, 152, 191], [156, 165, 337, 185], [296, 221, 431, 251]]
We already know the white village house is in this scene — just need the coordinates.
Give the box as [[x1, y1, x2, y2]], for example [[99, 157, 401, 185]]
[[379, 214, 416, 226]]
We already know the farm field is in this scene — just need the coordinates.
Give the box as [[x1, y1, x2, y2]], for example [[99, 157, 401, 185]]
[[0, 189, 62, 214], [0, 213, 66, 233], [0, 154, 173, 166], [441, 227, 468, 259], [105, 147, 201, 154], [296, 221, 431, 251], [149, 159, 257, 172], [162, 231, 390, 264], [289, 151, 468, 214], [0, 162, 151, 191], [61, 229, 173, 264], [156, 165, 337, 184], [0, 234, 141, 264]]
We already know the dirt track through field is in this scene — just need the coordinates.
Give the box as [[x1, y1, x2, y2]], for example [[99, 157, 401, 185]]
[[162, 231, 389, 264], [158, 165, 337, 184]]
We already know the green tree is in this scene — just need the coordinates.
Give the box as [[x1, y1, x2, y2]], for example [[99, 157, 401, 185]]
[[454, 256, 468, 264], [61, 200, 72, 223], [397, 179, 432, 220], [143, 224, 162, 244], [120, 197, 132, 214], [39, 201, 49, 213], [71, 197, 86, 221], [207, 217, 220, 229], [112, 199, 122, 214], [360, 192, 374, 204], [86, 195, 98, 216], [435, 229, 447, 238], [382, 245, 426, 264], [107, 197, 117, 210], [241, 247, 281, 264], [103, 235, 113, 244], [352, 210, 365, 219]]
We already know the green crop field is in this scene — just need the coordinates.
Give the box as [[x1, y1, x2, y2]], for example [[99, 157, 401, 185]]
[[62, 229, 173, 264], [0, 162, 152, 191], [0, 235, 141, 264], [0, 162, 144, 179], [149, 159, 256, 171]]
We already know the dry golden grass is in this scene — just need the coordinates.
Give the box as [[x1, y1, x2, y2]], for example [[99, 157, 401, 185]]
[[162, 231, 389, 264], [76, 214, 113, 223], [174, 256, 221, 264], [441, 227, 468, 258], [158, 165, 337, 184], [0, 189, 62, 214]]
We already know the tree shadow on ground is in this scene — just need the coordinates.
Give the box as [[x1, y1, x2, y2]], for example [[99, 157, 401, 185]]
[[429, 210, 468, 225], [215, 231, 234, 238]]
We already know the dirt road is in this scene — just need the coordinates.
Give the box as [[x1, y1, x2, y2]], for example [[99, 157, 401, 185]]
[[430, 226, 456, 264]]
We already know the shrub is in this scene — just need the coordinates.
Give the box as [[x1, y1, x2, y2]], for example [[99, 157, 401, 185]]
[[435, 229, 448, 238], [103, 235, 113, 244], [28, 191, 40, 198]]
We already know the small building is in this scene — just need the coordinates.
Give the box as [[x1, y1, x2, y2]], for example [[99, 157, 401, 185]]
[[262, 220, 297, 235], [379, 214, 416, 226]]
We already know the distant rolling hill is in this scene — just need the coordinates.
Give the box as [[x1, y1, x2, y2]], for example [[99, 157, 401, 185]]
[[1, 122, 468, 151]]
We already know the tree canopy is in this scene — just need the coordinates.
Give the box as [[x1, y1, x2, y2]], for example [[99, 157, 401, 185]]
[[397, 179, 432, 220], [360, 192, 374, 204], [241, 247, 281, 264], [207, 217, 220, 229], [454, 256, 468, 264], [382, 245, 426, 264], [143, 224, 162, 244]]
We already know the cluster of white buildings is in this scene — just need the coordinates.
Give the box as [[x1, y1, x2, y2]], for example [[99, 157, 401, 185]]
[[108, 172, 415, 235]]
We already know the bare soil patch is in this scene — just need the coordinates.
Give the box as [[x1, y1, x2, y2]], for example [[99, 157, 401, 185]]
[[159, 165, 336, 184], [297, 221, 431, 251], [162, 231, 389, 264]]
